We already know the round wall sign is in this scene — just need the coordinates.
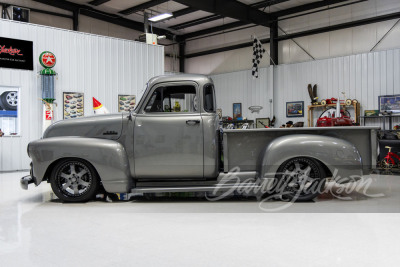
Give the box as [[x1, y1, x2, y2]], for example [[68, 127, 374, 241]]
[[39, 51, 56, 68]]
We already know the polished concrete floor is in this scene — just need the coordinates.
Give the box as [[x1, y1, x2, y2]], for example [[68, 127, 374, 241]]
[[1, 171, 400, 266]]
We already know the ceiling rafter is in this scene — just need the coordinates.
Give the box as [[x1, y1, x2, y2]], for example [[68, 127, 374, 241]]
[[171, 14, 222, 30], [172, 7, 197, 18], [88, 0, 110, 6], [183, 21, 248, 39], [32, 0, 175, 39], [173, 0, 272, 27], [184, 11, 400, 58], [182, 0, 358, 39], [170, 0, 288, 31], [273, 0, 351, 17], [119, 0, 170, 16]]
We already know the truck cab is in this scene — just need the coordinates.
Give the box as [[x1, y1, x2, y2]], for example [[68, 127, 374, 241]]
[[132, 75, 219, 180]]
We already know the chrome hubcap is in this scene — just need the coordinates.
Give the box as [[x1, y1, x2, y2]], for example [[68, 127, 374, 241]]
[[6, 92, 18, 107]]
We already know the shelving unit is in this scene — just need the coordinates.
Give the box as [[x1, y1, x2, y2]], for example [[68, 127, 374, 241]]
[[307, 102, 360, 127], [361, 114, 400, 131]]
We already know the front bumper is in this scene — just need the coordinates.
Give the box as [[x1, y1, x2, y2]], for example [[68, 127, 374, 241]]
[[20, 175, 34, 190]]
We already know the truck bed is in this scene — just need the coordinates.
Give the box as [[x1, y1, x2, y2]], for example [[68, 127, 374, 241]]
[[223, 126, 379, 173]]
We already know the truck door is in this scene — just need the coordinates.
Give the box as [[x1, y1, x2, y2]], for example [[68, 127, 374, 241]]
[[134, 82, 204, 179]]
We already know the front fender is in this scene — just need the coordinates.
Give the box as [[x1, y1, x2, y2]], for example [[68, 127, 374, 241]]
[[259, 134, 363, 183], [28, 137, 132, 193]]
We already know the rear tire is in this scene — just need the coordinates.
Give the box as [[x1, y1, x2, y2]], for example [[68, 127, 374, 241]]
[[274, 157, 326, 202], [50, 159, 100, 202]]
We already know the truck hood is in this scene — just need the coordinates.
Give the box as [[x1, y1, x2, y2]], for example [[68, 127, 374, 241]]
[[43, 113, 123, 140]]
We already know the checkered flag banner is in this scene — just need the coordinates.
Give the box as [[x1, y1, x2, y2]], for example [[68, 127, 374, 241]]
[[252, 37, 265, 78]]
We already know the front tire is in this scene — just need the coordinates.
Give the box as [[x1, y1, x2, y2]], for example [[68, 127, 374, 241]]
[[50, 159, 100, 202], [274, 157, 326, 201]]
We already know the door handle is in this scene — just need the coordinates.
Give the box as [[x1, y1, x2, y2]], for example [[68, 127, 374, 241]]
[[186, 120, 200, 125]]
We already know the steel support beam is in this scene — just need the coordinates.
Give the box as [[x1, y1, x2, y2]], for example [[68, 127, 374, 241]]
[[88, 0, 110, 6], [179, 42, 185, 72], [276, 11, 400, 41], [273, 0, 350, 17], [119, 0, 169, 15], [269, 20, 278, 65], [32, 0, 174, 39], [171, 14, 222, 30], [174, 0, 271, 26], [183, 21, 248, 39], [73, 9, 79, 31], [185, 38, 270, 58], [184, 11, 400, 58], [171, 0, 288, 30], [251, 0, 289, 9], [182, 0, 357, 38], [172, 7, 197, 18]]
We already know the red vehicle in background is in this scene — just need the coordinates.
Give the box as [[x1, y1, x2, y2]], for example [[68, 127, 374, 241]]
[[316, 108, 354, 127]]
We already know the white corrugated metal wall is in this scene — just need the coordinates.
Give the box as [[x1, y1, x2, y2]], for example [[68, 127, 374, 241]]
[[0, 19, 164, 171], [210, 48, 400, 129], [274, 48, 400, 127], [210, 68, 274, 122]]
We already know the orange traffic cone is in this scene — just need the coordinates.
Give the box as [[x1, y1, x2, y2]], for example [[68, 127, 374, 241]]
[[93, 97, 109, 114]]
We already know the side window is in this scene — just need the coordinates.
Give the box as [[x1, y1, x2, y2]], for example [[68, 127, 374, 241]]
[[144, 85, 198, 113], [203, 84, 215, 112]]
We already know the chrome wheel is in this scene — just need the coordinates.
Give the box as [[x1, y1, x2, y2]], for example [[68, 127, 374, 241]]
[[5, 91, 18, 107], [275, 157, 326, 201], [0, 91, 18, 110], [51, 159, 99, 202]]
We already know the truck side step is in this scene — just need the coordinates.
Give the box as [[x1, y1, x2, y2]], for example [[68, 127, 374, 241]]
[[131, 184, 261, 194]]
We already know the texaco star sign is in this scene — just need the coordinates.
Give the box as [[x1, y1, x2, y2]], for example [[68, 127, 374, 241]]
[[39, 51, 56, 68]]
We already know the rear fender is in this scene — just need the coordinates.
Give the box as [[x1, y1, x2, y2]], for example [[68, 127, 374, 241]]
[[29, 137, 131, 193], [258, 134, 363, 183]]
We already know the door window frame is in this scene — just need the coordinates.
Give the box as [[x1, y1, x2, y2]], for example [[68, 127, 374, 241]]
[[139, 81, 200, 115]]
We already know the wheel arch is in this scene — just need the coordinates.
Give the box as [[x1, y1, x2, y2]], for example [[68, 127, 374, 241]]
[[276, 156, 331, 179], [29, 137, 132, 193], [43, 157, 101, 183], [258, 134, 361, 182]]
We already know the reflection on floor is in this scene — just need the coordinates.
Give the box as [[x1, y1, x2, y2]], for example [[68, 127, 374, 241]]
[[1, 171, 400, 266]]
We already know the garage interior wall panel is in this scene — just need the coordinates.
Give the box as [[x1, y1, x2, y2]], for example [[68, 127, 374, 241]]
[[210, 48, 400, 129], [274, 48, 400, 127], [210, 68, 273, 122], [0, 19, 164, 171]]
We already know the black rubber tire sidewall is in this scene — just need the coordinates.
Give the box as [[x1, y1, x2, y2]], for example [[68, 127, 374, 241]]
[[50, 159, 99, 202], [275, 157, 326, 202]]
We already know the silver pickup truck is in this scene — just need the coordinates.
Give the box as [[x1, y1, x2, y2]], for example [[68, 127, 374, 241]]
[[21, 74, 379, 202]]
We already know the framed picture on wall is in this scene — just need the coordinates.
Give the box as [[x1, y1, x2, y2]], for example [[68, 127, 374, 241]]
[[286, 101, 304, 117], [378, 95, 400, 113], [256, 118, 270, 128], [233, 103, 242, 119], [0, 86, 20, 136], [63, 92, 84, 120], [118, 95, 136, 112]]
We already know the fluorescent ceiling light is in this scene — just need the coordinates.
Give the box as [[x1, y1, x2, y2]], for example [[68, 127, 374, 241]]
[[148, 13, 172, 22]]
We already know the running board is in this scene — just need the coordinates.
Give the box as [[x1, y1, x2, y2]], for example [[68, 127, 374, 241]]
[[131, 184, 261, 194]]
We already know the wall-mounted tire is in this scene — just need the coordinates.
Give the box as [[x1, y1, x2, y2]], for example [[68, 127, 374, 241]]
[[0, 91, 18, 110], [50, 159, 100, 202]]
